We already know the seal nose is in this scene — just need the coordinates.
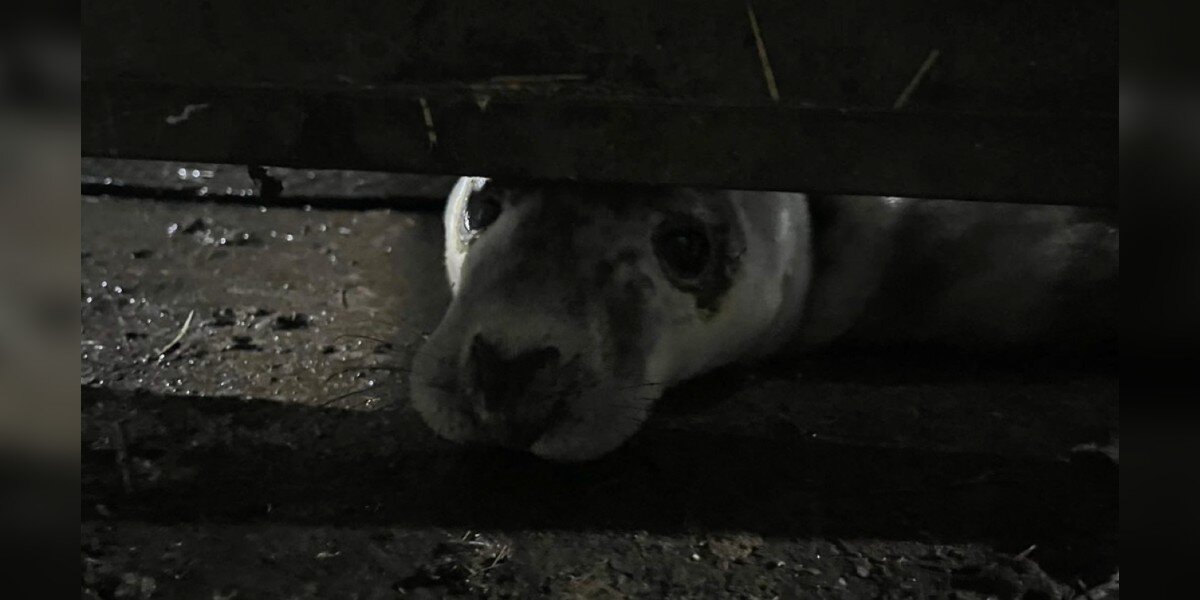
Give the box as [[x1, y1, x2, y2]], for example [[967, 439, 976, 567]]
[[467, 335, 563, 445]]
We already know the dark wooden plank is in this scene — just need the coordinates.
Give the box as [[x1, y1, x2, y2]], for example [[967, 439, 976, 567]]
[[83, 81, 1114, 205], [83, 0, 1114, 113], [82, 0, 1116, 204]]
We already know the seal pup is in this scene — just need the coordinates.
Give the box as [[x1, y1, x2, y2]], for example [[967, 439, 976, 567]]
[[410, 178, 1118, 461]]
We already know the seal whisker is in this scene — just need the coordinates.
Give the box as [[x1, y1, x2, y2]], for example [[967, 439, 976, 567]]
[[613, 414, 649, 427], [325, 331, 458, 357], [315, 384, 378, 407], [423, 381, 458, 394], [323, 364, 413, 383], [407, 337, 476, 356], [616, 381, 668, 391], [609, 406, 650, 415], [609, 402, 653, 414], [327, 333, 396, 348], [348, 316, 436, 336]]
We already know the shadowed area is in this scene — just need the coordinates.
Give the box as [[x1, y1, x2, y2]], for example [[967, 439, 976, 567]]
[[83, 371, 1117, 585]]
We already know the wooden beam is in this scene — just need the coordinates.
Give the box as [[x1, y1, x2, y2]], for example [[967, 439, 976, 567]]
[[82, 0, 1116, 205]]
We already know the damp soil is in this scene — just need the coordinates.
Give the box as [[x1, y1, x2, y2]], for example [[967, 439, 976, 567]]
[[81, 170, 1118, 599]]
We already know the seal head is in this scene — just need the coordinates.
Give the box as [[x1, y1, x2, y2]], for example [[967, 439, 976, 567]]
[[410, 177, 812, 461]]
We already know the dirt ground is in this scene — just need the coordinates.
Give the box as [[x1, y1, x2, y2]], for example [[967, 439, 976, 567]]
[[81, 162, 1118, 599]]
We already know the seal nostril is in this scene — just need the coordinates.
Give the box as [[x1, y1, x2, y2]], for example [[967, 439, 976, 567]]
[[468, 335, 562, 416], [466, 336, 566, 449]]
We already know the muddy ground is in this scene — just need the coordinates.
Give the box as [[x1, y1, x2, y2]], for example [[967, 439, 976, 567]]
[[81, 162, 1118, 599]]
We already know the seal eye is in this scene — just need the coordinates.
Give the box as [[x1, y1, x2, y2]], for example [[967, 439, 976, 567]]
[[652, 218, 712, 281], [464, 195, 502, 232]]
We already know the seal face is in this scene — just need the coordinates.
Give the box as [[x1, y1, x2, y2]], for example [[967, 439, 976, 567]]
[[410, 178, 812, 461]]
